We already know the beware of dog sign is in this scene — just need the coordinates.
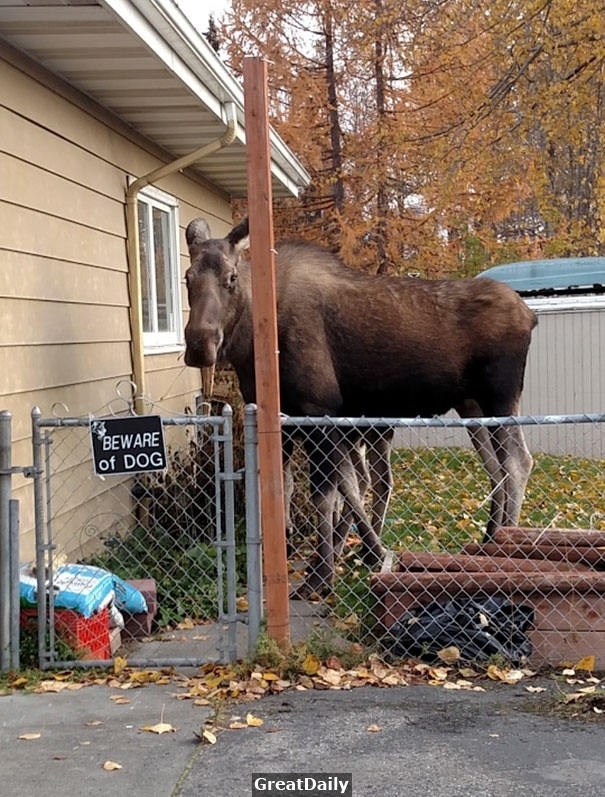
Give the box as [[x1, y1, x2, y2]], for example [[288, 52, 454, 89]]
[[90, 415, 167, 475]]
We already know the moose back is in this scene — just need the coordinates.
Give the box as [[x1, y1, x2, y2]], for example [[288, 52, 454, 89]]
[[183, 217, 537, 591]]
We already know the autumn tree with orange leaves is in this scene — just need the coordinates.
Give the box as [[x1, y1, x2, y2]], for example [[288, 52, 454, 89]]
[[216, 0, 605, 275]]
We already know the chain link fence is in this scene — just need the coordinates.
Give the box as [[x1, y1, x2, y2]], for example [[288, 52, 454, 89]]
[[281, 413, 605, 669], [8, 400, 605, 673], [23, 405, 258, 669]]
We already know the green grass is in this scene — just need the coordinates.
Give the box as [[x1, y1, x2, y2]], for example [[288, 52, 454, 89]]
[[383, 447, 605, 553], [85, 526, 248, 628], [325, 447, 605, 643]]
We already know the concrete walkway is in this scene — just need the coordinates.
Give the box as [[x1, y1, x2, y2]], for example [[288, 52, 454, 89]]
[[2, 676, 605, 797]]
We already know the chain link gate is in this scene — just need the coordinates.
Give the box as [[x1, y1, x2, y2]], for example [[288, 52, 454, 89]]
[[281, 412, 605, 669], [26, 404, 260, 669]]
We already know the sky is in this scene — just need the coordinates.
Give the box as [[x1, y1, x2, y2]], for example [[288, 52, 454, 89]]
[[175, 0, 231, 33]]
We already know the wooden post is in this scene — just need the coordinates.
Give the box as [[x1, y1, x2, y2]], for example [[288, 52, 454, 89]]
[[243, 57, 290, 647]]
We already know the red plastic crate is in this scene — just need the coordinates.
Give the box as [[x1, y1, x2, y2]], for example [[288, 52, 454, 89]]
[[21, 607, 111, 660]]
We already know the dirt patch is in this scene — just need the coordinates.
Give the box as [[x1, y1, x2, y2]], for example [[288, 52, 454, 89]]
[[519, 685, 605, 723]]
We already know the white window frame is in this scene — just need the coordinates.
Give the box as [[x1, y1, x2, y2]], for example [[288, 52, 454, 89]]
[[136, 183, 182, 352]]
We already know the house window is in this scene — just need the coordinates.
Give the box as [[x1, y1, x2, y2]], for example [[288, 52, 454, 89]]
[[137, 186, 181, 349]]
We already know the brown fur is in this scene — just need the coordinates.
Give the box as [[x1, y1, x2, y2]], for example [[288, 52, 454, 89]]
[[184, 217, 537, 592]]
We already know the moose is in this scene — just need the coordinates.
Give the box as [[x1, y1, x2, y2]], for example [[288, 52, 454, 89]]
[[184, 217, 537, 594]]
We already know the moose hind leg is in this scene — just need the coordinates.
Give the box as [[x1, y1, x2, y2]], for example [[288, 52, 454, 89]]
[[335, 438, 385, 570], [476, 426, 508, 540], [283, 458, 295, 557], [332, 435, 371, 559], [365, 427, 394, 538], [492, 423, 533, 528], [459, 400, 507, 541], [301, 428, 341, 596]]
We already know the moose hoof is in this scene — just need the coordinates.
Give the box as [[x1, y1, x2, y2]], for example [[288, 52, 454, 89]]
[[359, 543, 386, 571], [290, 569, 333, 601]]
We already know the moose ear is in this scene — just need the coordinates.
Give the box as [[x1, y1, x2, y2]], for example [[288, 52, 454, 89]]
[[226, 217, 250, 255], [185, 218, 212, 260]]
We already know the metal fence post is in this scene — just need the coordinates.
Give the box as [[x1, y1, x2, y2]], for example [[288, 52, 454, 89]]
[[221, 405, 238, 662], [244, 404, 262, 655], [0, 410, 12, 671], [9, 499, 20, 671], [31, 407, 47, 668]]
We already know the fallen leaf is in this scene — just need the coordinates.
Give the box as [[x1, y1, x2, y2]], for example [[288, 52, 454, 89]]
[[428, 666, 449, 681], [437, 646, 460, 664], [129, 670, 163, 684], [103, 761, 123, 771], [140, 722, 176, 735], [275, 679, 292, 690], [113, 657, 128, 676], [561, 668, 576, 677], [317, 668, 342, 687], [525, 686, 547, 693], [236, 596, 249, 611], [19, 733, 41, 741], [593, 707, 604, 714], [246, 713, 264, 727], [301, 653, 321, 675], [177, 618, 195, 630], [202, 729, 217, 744], [109, 696, 131, 705], [486, 665, 524, 684], [86, 720, 104, 727], [228, 721, 248, 730], [52, 671, 73, 681], [53, 755, 67, 760], [35, 681, 70, 693], [575, 655, 596, 673], [367, 724, 382, 732]]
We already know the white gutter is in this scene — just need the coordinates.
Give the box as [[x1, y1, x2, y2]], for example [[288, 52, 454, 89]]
[[144, 0, 310, 184], [126, 102, 239, 413], [524, 294, 605, 313], [100, 0, 310, 191]]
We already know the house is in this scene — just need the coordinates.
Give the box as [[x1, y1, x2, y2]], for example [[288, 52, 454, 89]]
[[478, 258, 605, 414], [479, 258, 605, 457], [0, 0, 309, 560]]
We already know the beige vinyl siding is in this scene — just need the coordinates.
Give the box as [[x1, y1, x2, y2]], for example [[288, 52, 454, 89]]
[[0, 299, 130, 346], [0, 342, 132, 395], [519, 306, 605, 458], [0, 251, 128, 304], [0, 53, 232, 414], [0, 51, 233, 559], [522, 308, 605, 416]]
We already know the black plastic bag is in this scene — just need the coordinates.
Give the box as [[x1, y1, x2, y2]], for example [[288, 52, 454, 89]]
[[384, 596, 534, 665]]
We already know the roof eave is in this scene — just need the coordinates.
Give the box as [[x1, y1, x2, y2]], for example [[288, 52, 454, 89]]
[[100, 0, 311, 196]]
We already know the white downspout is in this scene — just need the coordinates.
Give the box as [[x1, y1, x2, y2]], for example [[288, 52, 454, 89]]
[[125, 102, 238, 413]]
